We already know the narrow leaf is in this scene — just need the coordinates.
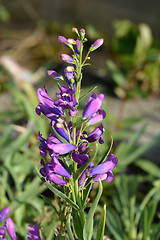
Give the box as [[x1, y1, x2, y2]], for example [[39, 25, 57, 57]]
[[66, 214, 75, 240], [40, 194, 60, 216], [83, 180, 103, 240], [36, 168, 79, 210], [96, 204, 106, 240], [82, 183, 92, 208], [79, 86, 97, 101]]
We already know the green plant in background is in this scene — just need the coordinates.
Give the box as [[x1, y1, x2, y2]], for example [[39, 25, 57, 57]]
[[106, 20, 160, 99]]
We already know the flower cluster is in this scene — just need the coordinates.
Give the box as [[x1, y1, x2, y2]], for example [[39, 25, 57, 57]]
[[36, 27, 118, 188]]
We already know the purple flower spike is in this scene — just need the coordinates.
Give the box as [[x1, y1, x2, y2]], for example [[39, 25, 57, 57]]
[[47, 70, 63, 81], [83, 92, 104, 119], [0, 227, 6, 240], [90, 39, 104, 52], [89, 154, 118, 175], [27, 221, 41, 240], [57, 36, 68, 46], [61, 54, 74, 64], [5, 218, 17, 240], [0, 206, 10, 222]]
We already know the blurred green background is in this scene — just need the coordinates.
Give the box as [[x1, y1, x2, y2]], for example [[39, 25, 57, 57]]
[[0, 1, 160, 239]]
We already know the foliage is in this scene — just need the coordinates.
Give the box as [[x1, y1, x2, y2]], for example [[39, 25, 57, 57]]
[[107, 20, 160, 98]]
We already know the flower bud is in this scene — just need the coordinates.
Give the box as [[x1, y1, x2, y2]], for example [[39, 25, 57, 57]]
[[72, 27, 78, 35], [80, 29, 85, 39], [90, 39, 104, 52], [0, 206, 10, 222], [5, 218, 17, 240], [67, 38, 76, 45], [47, 70, 63, 80], [65, 66, 74, 72], [57, 36, 68, 46], [61, 54, 74, 63]]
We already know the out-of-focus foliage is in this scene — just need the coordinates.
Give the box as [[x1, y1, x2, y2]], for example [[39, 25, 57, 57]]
[[107, 20, 160, 98]]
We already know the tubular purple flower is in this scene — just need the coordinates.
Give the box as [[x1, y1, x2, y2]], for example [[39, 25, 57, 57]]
[[92, 171, 114, 183], [47, 70, 63, 81], [57, 36, 68, 46], [87, 109, 106, 126], [5, 218, 17, 240], [90, 39, 104, 52], [46, 173, 67, 185], [83, 92, 104, 119], [27, 221, 41, 240], [61, 54, 74, 64], [37, 132, 49, 157], [35, 87, 64, 120], [86, 123, 104, 144], [89, 154, 118, 178], [0, 206, 10, 222], [51, 120, 70, 142], [47, 133, 76, 155], [72, 152, 89, 167]]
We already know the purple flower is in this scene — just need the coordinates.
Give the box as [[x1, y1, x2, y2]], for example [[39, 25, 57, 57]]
[[86, 123, 104, 144], [74, 40, 81, 54], [72, 152, 89, 167], [78, 170, 88, 190], [83, 92, 104, 119], [90, 39, 104, 52], [0, 206, 10, 222], [37, 132, 49, 157], [55, 85, 77, 116], [89, 154, 118, 183], [87, 109, 106, 126], [27, 221, 41, 240], [5, 218, 17, 240], [47, 132, 76, 155], [40, 156, 71, 185], [47, 70, 63, 81], [61, 54, 74, 64], [35, 87, 63, 120]]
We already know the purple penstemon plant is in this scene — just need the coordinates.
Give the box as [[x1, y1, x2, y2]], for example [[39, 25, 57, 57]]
[[35, 27, 118, 240]]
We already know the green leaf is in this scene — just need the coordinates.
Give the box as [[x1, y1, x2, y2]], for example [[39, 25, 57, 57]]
[[106, 207, 124, 240], [72, 208, 83, 240], [66, 214, 75, 240], [36, 168, 79, 210], [75, 144, 98, 180], [96, 204, 106, 240], [135, 159, 160, 178], [83, 180, 103, 240], [98, 136, 113, 165], [40, 195, 60, 216], [79, 85, 97, 101], [2, 129, 32, 157], [82, 183, 92, 208]]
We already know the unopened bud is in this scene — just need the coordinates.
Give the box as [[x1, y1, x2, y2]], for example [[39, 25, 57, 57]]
[[61, 54, 74, 64], [80, 28, 85, 39], [72, 27, 78, 34], [57, 36, 68, 46], [90, 39, 104, 52], [65, 66, 74, 72], [67, 38, 76, 45]]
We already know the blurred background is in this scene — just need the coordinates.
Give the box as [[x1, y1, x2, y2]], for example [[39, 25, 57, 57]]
[[0, 0, 160, 239]]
